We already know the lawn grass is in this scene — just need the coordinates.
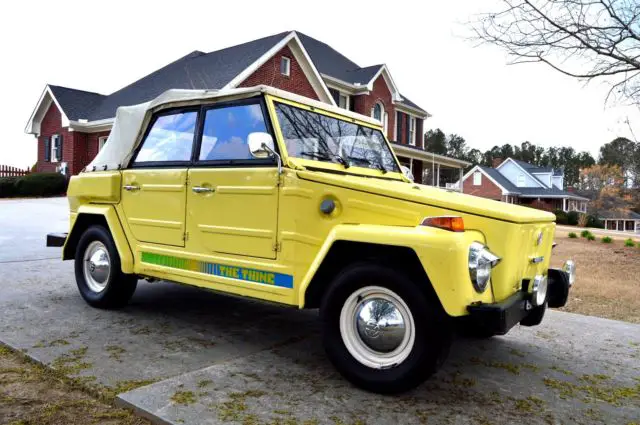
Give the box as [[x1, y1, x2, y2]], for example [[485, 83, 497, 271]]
[[0, 344, 149, 425], [551, 235, 640, 324]]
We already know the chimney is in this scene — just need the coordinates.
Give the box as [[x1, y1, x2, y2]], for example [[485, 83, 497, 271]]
[[492, 157, 504, 168]]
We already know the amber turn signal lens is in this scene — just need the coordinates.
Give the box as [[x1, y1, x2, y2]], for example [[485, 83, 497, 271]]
[[421, 216, 464, 232]]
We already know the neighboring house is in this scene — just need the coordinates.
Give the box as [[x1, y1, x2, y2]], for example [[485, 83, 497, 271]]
[[461, 157, 589, 212], [25, 30, 469, 186], [599, 210, 640, 233]]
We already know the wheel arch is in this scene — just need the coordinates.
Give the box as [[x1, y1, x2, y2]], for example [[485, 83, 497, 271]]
[[301, 240, 442, 311], [63, 205, 134, 274]]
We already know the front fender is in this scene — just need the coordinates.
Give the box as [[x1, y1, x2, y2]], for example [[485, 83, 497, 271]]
[[298, 224, 493, 316], [64, 204, 134, 274]]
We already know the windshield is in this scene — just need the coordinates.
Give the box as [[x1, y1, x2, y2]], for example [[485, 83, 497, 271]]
[[274, 102, 400, 173]]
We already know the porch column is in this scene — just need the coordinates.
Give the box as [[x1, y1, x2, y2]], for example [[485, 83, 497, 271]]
[[409, 158, 413, 171], [436, 164, 440, 188], [563, 198, 567, 212], [459, 168, 463, 191]]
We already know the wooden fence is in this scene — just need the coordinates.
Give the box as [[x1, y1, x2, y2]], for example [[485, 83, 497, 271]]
[[0, 165, 30, 177]]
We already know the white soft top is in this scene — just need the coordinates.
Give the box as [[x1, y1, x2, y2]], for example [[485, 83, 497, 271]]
[[85, 85, 382, 172]]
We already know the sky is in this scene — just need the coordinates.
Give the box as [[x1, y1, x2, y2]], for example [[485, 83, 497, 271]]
[[1, 0, 638, 168]]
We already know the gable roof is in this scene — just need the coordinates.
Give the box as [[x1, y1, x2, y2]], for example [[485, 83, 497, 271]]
[[88, 32, 292, 120], [479, 166, 520, 193], [48, 85, 106, 121], [27, 30, 429, 133]]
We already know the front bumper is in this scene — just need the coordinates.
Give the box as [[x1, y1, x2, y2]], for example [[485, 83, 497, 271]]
[[46, 233, 68, 247], [466, 267, 571, 335]]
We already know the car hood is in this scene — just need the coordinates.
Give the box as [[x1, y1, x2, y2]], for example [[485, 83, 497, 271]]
[[296, 170, 556, 224]]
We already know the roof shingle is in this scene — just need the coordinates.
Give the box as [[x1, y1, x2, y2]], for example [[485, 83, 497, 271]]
[[47, 30, 429, 123]]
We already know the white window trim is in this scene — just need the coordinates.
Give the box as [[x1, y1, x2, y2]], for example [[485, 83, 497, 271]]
[[51, 134, 59, 163], [394, 110, 400, 141], [409, 116, 416, 146], [473, 171, 482, 186], [280, 56, 291, 77], [338, 93, 349, 110], [98, 136, 108, 151]]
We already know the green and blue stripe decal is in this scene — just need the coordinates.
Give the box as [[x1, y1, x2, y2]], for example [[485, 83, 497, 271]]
[[141, 252, 293, 289]]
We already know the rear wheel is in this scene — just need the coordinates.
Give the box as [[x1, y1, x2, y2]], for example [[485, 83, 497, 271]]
[[321, 263, 451, 394], [74, 225, 137, 309]]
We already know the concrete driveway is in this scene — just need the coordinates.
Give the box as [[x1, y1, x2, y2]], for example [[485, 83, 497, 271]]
[[0, 197, 639, 425]]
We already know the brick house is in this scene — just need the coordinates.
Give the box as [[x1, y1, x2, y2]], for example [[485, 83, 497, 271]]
[[25, 30, 469, 183], [460, 157, 589, 212]]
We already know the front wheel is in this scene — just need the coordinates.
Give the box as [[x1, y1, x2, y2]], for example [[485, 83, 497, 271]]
[[321, 263, 451, 394], [74, 225, 137, 309]]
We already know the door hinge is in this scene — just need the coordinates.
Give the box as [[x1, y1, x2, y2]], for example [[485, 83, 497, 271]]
[[273, 241, 281, 252], [185, 174, 190, 186], [183, 232, 189, 242]]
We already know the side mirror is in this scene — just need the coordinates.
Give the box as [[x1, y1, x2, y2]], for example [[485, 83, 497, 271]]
[[400, 165, 414, 182], [248, 132, 275, 159], [248, 132, 282, 175]]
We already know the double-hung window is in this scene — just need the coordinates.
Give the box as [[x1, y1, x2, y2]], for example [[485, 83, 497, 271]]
[[408, 117, 416, 145]]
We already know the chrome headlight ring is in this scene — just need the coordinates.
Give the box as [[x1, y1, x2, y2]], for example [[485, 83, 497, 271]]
[[468, 242, 501, 293]]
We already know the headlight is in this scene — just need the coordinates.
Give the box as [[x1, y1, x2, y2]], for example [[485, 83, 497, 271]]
[[468, 242, 501, 293]]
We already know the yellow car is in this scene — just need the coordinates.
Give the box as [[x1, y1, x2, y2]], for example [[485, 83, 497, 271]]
[[46, 86, 575, 393]]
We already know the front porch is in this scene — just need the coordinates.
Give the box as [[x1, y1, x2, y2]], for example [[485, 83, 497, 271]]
[[517, 197, 588, 213], [391, 143, 471, 190], [603, 219, 640, 233]]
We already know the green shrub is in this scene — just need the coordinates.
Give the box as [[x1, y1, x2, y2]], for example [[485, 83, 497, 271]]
[[0, 176, 19, 197], [554, 210, 568, 225], [567, 211, 579, 226], [12, 173, 67, 197], [624, 238, 635, 247], [580, 230, 591, 238], [601, 236, 613, 243], [568, 232, 578, 238], [586, 215, 604, 229], [586, 234, 596, 241]]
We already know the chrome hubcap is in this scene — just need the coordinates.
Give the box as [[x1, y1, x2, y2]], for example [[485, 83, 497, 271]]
[[83, 241, 111, 293], [340, 286, 415, 369]]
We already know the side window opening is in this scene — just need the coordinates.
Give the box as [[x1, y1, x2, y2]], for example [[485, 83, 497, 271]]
[[198, 103, 269, 162], [134, 111, 197, 163]]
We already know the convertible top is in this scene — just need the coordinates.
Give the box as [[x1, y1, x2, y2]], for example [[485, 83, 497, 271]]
[[85, 85, 382, 172]]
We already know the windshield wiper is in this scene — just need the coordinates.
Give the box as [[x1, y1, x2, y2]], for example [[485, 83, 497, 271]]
[[301, 151, 350, 168], [346, 156, 387, 173]]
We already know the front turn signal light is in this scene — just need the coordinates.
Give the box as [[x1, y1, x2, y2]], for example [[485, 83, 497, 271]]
[[421, 216, 465, 232]]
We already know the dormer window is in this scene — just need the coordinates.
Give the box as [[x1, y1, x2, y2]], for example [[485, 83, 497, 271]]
[[280, 56, 291, 77]]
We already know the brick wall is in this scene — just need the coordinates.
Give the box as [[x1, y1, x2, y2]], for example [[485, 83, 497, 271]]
[[352, 75, 395, 140], [462, 170, 503, 200], [36, 104, 74, 174], [239, 45, 319, 101]]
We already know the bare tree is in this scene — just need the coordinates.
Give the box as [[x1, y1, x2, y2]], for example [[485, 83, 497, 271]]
[[472, 0, 640, 105]]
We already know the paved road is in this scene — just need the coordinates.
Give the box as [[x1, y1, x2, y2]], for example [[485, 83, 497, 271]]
[[0, 198, 639, 425]]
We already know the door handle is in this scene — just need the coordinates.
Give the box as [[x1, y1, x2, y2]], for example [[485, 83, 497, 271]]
[[123, 185, 140, 191], [192, 186, 215, 194]]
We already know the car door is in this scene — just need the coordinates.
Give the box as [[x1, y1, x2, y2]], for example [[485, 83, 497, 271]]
[[186, 99, 280, 259], [120, 108, 198, 247]]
